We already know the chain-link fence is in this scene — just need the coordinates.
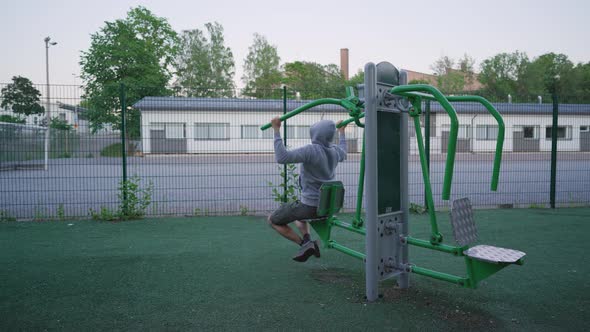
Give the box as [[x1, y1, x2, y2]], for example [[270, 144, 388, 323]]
[[1, 83, 589, 220]]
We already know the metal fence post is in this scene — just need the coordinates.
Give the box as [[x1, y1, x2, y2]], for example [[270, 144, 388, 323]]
[[282, 85, 288, 203], [120, 83, 128, 208], [424, 100, 431, 209], [550, 93, 558, 208]]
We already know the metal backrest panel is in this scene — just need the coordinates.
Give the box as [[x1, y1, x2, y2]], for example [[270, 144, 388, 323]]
[[450, 197, 478, 246], [317, 181, 345, 217]]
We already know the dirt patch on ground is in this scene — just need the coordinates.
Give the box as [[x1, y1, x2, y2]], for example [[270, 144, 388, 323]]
[[379, 285, 503, 330], [311, 270, 503, 330], [310, 267, 357, 286]]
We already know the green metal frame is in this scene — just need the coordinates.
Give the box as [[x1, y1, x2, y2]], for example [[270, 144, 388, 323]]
[[387, 85, 522, 289], [260, 87, 364, 131], [310, 181, 366, 261], [260, 84, 523, 291]]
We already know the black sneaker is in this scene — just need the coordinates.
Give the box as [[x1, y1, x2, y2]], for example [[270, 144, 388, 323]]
[[313, 240, 321, 258], [292, 241, 316, 262]]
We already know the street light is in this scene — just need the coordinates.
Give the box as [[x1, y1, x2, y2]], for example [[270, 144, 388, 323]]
[[44, 36, 57, 171]]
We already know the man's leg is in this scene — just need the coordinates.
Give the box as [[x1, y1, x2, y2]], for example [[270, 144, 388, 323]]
[[295, 221, 310, 241], [268, 216, 302, 245], [268, 202, 318, 262], [296, 220, 320, 258]]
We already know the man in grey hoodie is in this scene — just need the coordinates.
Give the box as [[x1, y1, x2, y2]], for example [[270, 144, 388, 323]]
[[268, 117, 347, 262]]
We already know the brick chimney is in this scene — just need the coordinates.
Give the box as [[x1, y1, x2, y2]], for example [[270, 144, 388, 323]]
[[340, 48, 349, 80]]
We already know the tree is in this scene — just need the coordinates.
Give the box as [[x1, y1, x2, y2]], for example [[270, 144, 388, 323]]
[[0, 76, 44, 117], [347, 70, 364, 87], [569, 62, 590, 103], [431, 56, 455, 77], [174, 22, 235, 97], [526, 53, 574, 99], [409, 79, 431, 85], [458, 54, 476, 87], [50, 117, 73, 131], [282, 61, 346, 99], [79, 6, 179, 138], [478, 51, 530, 101], [241, 33, 282, 98], [430, 56, 465, 94]]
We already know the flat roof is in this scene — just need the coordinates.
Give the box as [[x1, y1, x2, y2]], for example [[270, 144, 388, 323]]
[[134, 96, 590, 115]]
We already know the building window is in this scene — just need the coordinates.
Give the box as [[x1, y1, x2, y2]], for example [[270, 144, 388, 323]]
[[581, 126, 589, 132], [476, 125, 498, 140], [194, 123, 229, 140], [444, 125, 471, 139], [459, 125, 472, 139], [545, 126, 572, 140], [166, 123, 185, 138], [59, 113, 66, 121], [241, 125, 258, 139], [515, 125, 539, 139], [151, 122, 186, 138]]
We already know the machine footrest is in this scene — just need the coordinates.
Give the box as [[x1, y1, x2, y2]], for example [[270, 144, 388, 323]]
[[465, 245, 526, 264]]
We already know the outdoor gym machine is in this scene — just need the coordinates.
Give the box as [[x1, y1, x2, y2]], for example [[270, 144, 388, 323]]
[[260, 61, 525, 302]]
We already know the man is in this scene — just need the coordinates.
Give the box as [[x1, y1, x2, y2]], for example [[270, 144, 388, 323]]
[[267, 117, 347, 262]]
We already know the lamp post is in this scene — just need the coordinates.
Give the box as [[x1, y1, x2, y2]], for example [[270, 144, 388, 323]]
[[44, 36, 57, 170]]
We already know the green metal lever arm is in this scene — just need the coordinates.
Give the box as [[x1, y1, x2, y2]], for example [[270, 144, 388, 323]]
[[260, 98, 357, 131], [446, 95, 504, 191], [389, 84, 459, 200], [337, 112, 365, 128], [394, 91, 505, 191]]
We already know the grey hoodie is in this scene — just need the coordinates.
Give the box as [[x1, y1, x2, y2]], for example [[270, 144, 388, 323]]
[[274, 120, 347, 206]]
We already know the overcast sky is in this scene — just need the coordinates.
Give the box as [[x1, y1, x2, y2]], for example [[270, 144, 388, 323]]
[[1, 0, 588, 89]]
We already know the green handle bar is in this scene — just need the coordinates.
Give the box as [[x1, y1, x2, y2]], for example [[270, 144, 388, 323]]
[[389, 84, 459, 200], [260, 98, 351, 131], [337, 112, 365, 128], [394, 92, 505, 191], [445, 95, 504, 191]]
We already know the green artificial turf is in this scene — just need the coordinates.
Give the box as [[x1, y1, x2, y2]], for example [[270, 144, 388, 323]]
[[1, 208, 588, 331]]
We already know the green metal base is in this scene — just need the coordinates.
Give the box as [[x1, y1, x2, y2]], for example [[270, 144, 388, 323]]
[[465, 256, 525, 289], [310, 217, 366, 260], [406, 238, 525, 289], [310, 218, 332, 248]]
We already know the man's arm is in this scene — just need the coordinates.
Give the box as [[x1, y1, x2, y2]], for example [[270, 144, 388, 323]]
[[271, 117, 310, 164], [335, 121, 348, 161]]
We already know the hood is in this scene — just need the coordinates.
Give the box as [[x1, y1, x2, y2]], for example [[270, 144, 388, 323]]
[[310, 120, 336, 147]]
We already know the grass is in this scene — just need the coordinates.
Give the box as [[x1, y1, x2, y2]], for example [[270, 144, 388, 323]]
[[0, 208, 588, 331], [100, 142, 123, 157]]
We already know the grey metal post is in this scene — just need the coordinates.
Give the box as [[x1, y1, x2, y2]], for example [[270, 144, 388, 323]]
[[364, 63, 379, 301], [283, 85, 288, 203], [398, 70, 410, 289], [424, 100, 430, 208]]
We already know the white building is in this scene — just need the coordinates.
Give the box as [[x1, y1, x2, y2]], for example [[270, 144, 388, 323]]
[[429, 102, 590, 153], [134, 97, 590, 154], [134, 97, 362, 154], [0, 102, 73, 125]]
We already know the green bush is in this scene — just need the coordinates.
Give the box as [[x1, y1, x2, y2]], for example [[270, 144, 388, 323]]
[[88, 175, 153, 221], [409, 203, 427, 214], [100, 143, 123, 157], [0, 210, 16, 222], [267, 164, 300, 203], [118, 175, 154, 220], [0, 115, 25, 124]]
